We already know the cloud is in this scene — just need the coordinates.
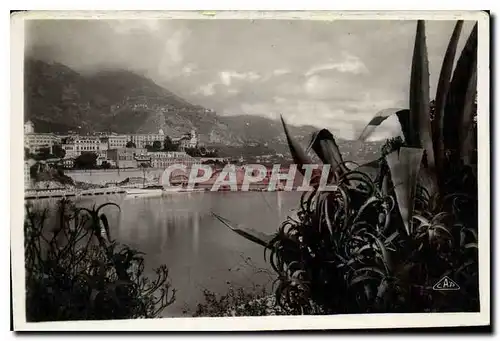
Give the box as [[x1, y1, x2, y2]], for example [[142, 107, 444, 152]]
[[194, 82, 217, 96], [305, 53, 368, 77], [273, 69, 291, 76], [303, 75, 338, 99], [182, 64, 197, 75], [219, 71, 261, 86], [237, 100, 362, 140], [163, 30, 187, 65]]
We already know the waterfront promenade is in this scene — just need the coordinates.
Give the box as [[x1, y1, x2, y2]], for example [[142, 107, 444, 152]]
[[64, 168, 165, 186], [26, 165, 303, 200], [25, 187, 126, 200]]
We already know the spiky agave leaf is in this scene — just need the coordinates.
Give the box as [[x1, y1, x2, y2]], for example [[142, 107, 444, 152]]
[[433, 21, 464, 174], [96, 202, 121, 214], [99, 213, 112, 243], [385, 147, 424, 235], [410, 21, 436, 177], [358, 108, 412, 144], [460, 64, 478, 165], [306, 129, 348, 175], [280, 114, 312, 176], [443, 23, 478, 164], [211, 212, 274, 248]]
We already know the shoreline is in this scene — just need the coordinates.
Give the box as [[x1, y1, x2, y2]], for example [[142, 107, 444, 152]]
[[24, 187, 126, 200], [24, 185, 287, 200]]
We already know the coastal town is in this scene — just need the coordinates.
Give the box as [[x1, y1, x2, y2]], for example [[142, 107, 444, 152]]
[[23, 119, 306, 197], [23, 118, 385, 198], [24, 119, 218, 191]]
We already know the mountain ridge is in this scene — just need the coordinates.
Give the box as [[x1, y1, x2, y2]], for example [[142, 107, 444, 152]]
[[24, 58, 319, 147]]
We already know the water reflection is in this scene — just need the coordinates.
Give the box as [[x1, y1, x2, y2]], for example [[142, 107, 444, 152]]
[[26, 191, 302, 316]]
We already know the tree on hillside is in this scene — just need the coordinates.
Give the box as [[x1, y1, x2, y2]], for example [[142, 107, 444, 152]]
[[184, 147, 197, 157], [126, 141, 136, 148], [74, 152, 97, 169], [163, 136, 178, 152], [33, 147, 55, 161], [152, 140, 162, 151], [198, 146, 218, 157], [101, 161, 111, 169], [29, 163, 40, 179], [207, 149, 219, 157], [52, 144, 66, 159]]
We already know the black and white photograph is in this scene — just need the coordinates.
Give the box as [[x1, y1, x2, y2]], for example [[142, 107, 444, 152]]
[[10, 10, 490, 331]]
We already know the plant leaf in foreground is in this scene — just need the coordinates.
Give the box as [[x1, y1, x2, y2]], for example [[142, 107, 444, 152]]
[[280, 114, 312, 176], [358, 108, 412, 143], [306, 129, 348, 175], [211, 212, 274, 248], [385, 147, 424, 235], [433, 20, 464, 173]]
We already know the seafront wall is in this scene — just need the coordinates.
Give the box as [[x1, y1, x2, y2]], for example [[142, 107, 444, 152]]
[[65, 168, 165, 186], [25, 187, 126, 199]]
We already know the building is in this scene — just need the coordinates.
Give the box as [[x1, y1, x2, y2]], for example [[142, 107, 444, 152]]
[[96, 155, 108, 167], [98, 137, 109, 151], [24, 161, 31, 189], [45, 158, 62, 167], [96, 150, 108, 159], [107, 134, 128, 149], [25, 133, 60, 154], [172, 136, 188, 151], [95, 150, 109, 167], [106, 148, 148, 169], [60, 134, 129, 159], [147, 151, 199, 169], [172, 130, 198, 152], [61, 139, 79, 158], [24, 121, 35, 134], [74, 136, 101, 153], [60, 135, 100, 158], [129, 129, 165, 148], [92, 131, 112, 137], [188, 129, 198, 148], [135, 154, 152, 168], [62, 158, 75, 169]]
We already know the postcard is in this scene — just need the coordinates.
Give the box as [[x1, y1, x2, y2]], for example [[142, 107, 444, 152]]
[[10, 10, 490, 331]]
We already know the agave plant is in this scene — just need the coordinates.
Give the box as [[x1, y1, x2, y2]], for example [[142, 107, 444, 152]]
[[213, 20, 479, 314], [213, 115, 402, 313], [76, 202, 121, 248], [359, 20, 478, 230]]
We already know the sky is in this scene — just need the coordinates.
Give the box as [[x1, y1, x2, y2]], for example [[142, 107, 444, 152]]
[[25, 19, 475, 140]]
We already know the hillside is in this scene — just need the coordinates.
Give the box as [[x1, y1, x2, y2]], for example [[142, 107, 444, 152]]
[[24, 59, 317, 147], [24, 59, 95, 132]]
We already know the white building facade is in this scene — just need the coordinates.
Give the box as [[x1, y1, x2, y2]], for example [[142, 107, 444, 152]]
[[25, 133, 60, 154], [24, 121, 35, 134], [129, 130, 165, 148], [171, 130, 198, 152], [24, 161, 31, 189], [147, 151, 199, 169], [107, 135, 129, 149], [73, 136, 101, 153]]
